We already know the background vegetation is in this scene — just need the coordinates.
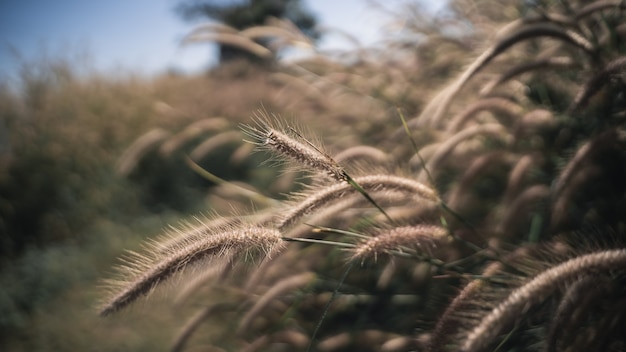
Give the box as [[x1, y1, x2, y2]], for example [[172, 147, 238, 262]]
[[1, 0, 625, 351]]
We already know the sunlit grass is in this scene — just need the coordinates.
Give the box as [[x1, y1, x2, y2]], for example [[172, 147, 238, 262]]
[[2, 0, 626, 351]]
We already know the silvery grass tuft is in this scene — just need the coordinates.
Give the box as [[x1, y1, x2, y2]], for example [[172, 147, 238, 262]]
[[99, 222, 284, 316], [241, 110, 348, 182]]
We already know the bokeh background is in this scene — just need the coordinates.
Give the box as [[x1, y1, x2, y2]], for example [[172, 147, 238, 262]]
[[2, 0, 625, 351], [0, 1, 439, 350]]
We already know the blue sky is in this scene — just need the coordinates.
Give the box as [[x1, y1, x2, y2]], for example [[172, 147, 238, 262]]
[[0, 1, 442, 80]]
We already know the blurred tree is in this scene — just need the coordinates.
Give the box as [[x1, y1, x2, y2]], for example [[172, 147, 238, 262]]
[[175, 0, 318, 63]]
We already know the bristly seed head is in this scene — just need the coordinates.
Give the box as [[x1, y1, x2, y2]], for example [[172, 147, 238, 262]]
[[461, 248, 626, 352], [99, 225, 284, 316], [351, 225, 450, 262], [277, 174, 440, 231], [241, 110, 347, 182]]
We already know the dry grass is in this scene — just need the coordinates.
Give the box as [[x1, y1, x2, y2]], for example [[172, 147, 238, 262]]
[[2, 0, 625, 351], [97, 1, 626, 350]]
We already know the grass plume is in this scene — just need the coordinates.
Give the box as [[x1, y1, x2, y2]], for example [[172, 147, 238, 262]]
[[461, 249, 626, 352], [85, 2, 626, 351], [350, 225, 450, 262], [99, 225, 284, 316], [277, 174, 439, 231], [242, 110, 347, 182]]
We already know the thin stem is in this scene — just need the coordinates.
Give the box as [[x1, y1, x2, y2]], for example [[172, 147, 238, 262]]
[[289, 125, 393, 222], [345, 174, 394, 223], [307, 261, 355, 352], [439, 202, 485, 253], [397, 108, 484, 251], [308, 224, 372, 240], [281, 236, 356, 249], [397, 107, 436, 187]]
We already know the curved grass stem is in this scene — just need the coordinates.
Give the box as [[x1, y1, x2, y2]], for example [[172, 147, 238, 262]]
[[288, 125, 394, 223], [185, 156, 277, 206], [398, 108, 484, 252]]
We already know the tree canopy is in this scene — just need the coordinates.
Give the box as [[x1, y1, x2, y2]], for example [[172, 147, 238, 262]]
[[175, 0, 318, 63]]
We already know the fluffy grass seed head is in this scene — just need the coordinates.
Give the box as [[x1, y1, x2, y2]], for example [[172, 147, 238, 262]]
[[461, 249, 626, 352], [277, 174, 440, 231], [351, 225, 450, 262], [99, 223, 284, 316], [116, 128, 171, 176], [241, 111, 347, 182]]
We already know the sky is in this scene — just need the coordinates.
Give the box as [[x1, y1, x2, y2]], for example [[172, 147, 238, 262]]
[[0, 1, 443, 81]]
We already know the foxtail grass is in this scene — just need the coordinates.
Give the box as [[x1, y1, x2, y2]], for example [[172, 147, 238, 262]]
[[553, 130, 620, 198], [428, 257, 508, 352], [99, 225, 284, 316], [242, 111, 407, 222], [446, 97, 523, 134], [171, 303, 237, 352], [461, 249, 626, 352], [568, 56, 626, 113], [98, 3, 626, 350], [182, 32, 273, 59], [333, 145, 390, 165], [350, 225, 449, 262], [237, 271, 316, 334], [502, 154, 537, 205], [116, 128, 171, 176], [545, 274, 604, 352], [159, 117, 230, 157], [418, 22, 593, 128], [419, 123, 510, 181], [479, 56, 575, 96], [496, 184, 550, 236], [447, 151, 515, 209], [242, 110, 347, 182], [277, 174, 439, 231], [575, 1, 626, 21], [242, 330, 310, 352], [189, 130, 243, 162], [240, 22, 313, 50]]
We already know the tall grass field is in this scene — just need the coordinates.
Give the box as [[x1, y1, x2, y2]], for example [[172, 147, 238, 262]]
[[2, 1, 626, 351]]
